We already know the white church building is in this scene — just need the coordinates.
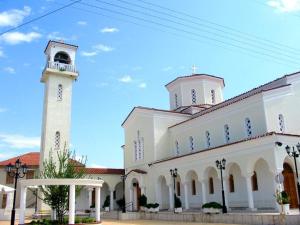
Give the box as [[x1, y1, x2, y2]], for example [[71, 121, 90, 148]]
[[1, 40, 300, 219], [122, 71, 300, 212]]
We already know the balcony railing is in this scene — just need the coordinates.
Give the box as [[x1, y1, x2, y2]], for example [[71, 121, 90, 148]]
[[46, 61, 77, 73]]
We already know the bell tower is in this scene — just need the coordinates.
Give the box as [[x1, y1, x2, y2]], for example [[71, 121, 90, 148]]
[[39, 40, 78, 169]]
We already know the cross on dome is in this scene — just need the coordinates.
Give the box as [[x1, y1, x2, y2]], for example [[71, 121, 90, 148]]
[[192, 64, 198, 74]]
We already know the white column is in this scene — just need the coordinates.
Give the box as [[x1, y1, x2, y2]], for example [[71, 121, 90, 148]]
[[88, 188, 93, 208], [110, 190, 114, 211], [201, 180, 207, 205], [183, 183, 189, 210], [19, 186, 27, 225], [223, 179, 229, 210], [168, 185, 174, 210], [246, 176, 255, 210], [69, 185, 75, 225], [95, 187, 101, 222]]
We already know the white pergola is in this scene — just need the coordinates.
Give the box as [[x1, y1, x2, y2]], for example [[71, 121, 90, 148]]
[[19, 179, 104, 225]]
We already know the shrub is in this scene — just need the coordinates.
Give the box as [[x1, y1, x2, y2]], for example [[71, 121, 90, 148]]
[[139, 194, 147, 207], [202, 202, 222, 209], [275, 190, 290, 204], [174, 195, 182, 208], [74, 217, 81, 224], [82, 217, 95, 223], [102, 195, 110, 208], [90, 203, 95, 208], [146, 203, 159, 208]]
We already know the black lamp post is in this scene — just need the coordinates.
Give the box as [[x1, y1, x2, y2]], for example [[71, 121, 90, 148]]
[[121, 174, 127, 213], [276, 141, 300, 211], [170, 168, 178, 213], [5, 159, 28, 225], [216, 158, 227, 213]]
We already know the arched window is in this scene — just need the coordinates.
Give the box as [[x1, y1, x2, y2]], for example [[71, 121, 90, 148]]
[[209, 177, 214, 194], [175, 94, 178, 108], [278, 114, 285, 133], [57, 84, 63, 101], [175, 141, 179, 155], [229, 174, 235, 193], [245, 118, 252, 138], [191, 89, 197, 104], [133, 141, 138, 161], [251, 171, 258, 191], [54, 51, 71, 64], [189, 136, 194, 151], [224, 124, 230, 143], [54, 131, 60, 149], [211, 90, 216, 104], [192, 179, 196, 195], [206, 131, 211, 148]]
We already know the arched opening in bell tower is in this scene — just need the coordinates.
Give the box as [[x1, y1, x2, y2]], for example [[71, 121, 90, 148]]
[[54, 51, 71, 64]]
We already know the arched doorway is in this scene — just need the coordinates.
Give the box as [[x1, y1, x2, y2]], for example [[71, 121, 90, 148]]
[[131, 178, 141, 211], [282, 163, 299, 208]]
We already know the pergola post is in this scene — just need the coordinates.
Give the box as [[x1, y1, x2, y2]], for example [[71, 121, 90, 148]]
[[69, 184, 75, 225], [19, 186, 27, 225], [95, 187, 101, 222]]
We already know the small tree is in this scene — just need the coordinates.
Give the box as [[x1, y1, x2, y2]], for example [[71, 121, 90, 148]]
[[39, 148, 86, 224], [139, 194, 147, 207], [102, 195, 110, 209]]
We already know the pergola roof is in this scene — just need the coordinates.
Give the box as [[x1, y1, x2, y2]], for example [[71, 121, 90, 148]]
[[20, 178, 104, 187]]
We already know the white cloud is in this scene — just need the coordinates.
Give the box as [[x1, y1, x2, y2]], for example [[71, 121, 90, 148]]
[[81, 51, 98, 57], [267, 0, 300, 12], [0, 32, 42, 45], [119, 75, 133, 83], [0, 48, 4, 57], [47, 31, 77, 41], [162, 66, 173, 72], [138, 82, 147, 88], [0, 6, 31, 27], [94, 44, 114, 52], [100, 27, 119, 33], [95, 82, 109, 88], [77, 21, 87, 26], [0, 153, 15, 161], [3, 67, 15, 74], [0, 107, 7, 113], [0, 133, 40, 149]]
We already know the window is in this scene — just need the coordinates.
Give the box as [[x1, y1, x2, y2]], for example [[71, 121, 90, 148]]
[[229, 174, 235, 193], [251, 171, 258, 191], [6, 173, 14, 184], [192, 180, 196, 195], [54, 131, 60, 149], [209, 177, 214, 194], [176, 181, 181, 196], [26, 171, 34, 179], [191, 89, 197, 104], [57, 84, 63, 101], [175, 141, 179, 155], [175, 94, 178, 108], [189, 136, 194, 151], [206, 131, 211, 148], [211, 90, 216, 104], [245, 118, 252, 138], [134, 130, 144, 161], [224, 124, 230, 143], [2, 194, 7, 209], [278, 114, 285, 133]]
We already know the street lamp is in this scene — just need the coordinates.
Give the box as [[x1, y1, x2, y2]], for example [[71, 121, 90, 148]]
[[5, 159, 28, 225], [216, 158, 227, 213], [276, 141, 300, 211], [121, 174, 127, 213], [170, 168, 178, 213]]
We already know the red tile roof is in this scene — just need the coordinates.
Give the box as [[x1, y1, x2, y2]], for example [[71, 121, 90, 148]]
[[83, 168, 124, 175], [0, 152, 40, 167]]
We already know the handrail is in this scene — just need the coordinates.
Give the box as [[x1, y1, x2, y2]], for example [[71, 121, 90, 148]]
[[45, 61, 77, 73]]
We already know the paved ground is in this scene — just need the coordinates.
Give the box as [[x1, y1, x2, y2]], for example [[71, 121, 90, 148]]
[[0, 220, 241, 225]]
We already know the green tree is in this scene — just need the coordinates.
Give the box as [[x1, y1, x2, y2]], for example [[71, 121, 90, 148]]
[[39, 148, 86, 224]]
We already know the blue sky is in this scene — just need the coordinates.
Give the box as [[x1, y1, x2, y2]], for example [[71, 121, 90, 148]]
[[0, 0, 300, 168]]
